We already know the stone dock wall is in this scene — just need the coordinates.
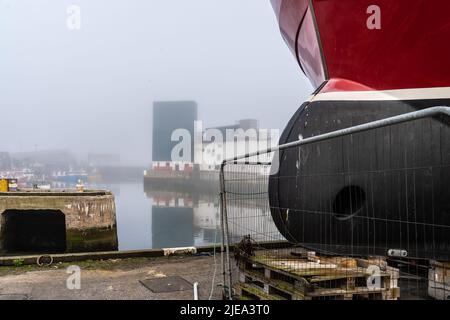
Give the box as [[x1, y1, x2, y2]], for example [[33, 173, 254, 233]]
[[0, 190, 118, 253]]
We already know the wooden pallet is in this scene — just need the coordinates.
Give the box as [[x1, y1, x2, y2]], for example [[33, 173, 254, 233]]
[[235, 248, 400, 300], [428, 260, 450, 300], [235, 283, 285, 301]]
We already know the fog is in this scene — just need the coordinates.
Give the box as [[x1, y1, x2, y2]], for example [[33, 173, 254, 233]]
[[0, 0, 312, 166]]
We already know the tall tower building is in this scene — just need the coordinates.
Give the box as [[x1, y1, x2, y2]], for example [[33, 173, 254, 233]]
[[152, 101, 198, 163]]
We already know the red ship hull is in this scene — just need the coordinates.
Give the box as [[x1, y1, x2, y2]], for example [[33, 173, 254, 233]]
[[271, 0, 450, 92], [269, 0, 450, 260]]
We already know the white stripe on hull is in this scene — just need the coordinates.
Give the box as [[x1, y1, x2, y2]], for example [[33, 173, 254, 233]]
[[311, 87, 450, 102]]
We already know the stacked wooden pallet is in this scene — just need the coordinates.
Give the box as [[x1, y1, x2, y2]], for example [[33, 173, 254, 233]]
[[235, 248, 400, 300], [428, 260, 450, 300]]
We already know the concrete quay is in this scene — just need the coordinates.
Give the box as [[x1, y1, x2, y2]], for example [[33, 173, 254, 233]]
[[0, 190, 118, 254]]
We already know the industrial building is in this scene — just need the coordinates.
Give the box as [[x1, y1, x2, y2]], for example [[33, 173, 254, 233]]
[[152, 100, 198, 164]]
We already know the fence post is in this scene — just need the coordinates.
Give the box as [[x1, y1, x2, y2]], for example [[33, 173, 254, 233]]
[[220, 161, 233, 300], [219, 163, 226, 299]]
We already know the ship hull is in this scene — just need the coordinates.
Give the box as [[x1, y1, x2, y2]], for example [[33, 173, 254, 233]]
[[271, 0, 450, 91], [268, 0, 450, 259], [269, 95, 450, 259]]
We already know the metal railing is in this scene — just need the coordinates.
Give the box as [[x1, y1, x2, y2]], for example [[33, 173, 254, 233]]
[[219, 106, 450, 300]]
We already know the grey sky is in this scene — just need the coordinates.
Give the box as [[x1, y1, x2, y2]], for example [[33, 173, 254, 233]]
[[0, 0, 312, 166]]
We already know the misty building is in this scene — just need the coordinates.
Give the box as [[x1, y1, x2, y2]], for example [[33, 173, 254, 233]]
[[199, 118, 271, 171], [206, 119, 259, 137], [11, 150, 77, 170], [88, 153, 121, 167], [0, 152, 12, 170], [152, 101, 198, 162]]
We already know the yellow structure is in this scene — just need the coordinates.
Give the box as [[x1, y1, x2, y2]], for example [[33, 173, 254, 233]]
[[0, 179, 8, 192]]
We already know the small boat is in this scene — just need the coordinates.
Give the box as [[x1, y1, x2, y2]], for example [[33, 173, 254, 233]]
[[53, 171, 88, 185], [37, 184, 51, 190]]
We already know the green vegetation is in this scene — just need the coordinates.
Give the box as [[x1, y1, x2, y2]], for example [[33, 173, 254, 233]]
[[0, 257, 155, 276], [13, 258, 24, 267]]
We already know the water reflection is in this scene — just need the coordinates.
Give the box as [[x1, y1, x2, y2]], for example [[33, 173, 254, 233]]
[[115, 183, 152, 250], [92, 182, 220, 250], [145, 187, 219, 249]]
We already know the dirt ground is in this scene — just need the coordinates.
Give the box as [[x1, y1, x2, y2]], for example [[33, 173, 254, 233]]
[[0, 254, 223, 300]]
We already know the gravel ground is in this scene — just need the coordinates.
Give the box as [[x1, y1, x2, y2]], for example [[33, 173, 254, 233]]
[[0, 254, 223, 300]]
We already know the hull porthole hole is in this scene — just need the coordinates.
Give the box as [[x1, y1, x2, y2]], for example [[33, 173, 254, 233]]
[[332, 186, 366, 221]]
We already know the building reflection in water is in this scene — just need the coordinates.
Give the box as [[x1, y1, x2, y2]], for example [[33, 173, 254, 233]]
[[144, 185, 220, 248]]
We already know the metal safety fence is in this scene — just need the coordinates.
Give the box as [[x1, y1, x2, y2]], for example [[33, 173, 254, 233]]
[[219, 107, 450, 300]]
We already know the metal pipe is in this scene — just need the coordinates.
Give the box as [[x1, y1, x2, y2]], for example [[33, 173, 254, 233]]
[[223, 188, 233, 300], [220, 162, 233, 300], [219, 163, 227, 299], [193, 282, 199, 300], [223, 106, 450, 163]]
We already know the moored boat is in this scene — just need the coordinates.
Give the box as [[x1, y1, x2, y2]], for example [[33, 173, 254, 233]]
[[269, 0, 450, 260]]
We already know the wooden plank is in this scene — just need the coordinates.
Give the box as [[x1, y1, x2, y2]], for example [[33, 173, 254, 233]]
[[428, 262, 450, 300], [235, 247, 401, 301], [240, 270, 307, 300], [249, 255, 391, 281], [235, 283, 285, 301], [240, 262, 398, 300]]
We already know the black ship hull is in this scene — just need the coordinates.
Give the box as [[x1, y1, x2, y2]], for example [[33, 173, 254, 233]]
[[269, 99, 450, 260]]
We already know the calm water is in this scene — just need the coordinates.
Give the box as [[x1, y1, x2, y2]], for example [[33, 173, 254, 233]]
[[94, 182, 220, 250]]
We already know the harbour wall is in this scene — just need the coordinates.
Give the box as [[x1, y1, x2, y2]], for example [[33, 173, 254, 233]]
[[0, 190, 118, 254]]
